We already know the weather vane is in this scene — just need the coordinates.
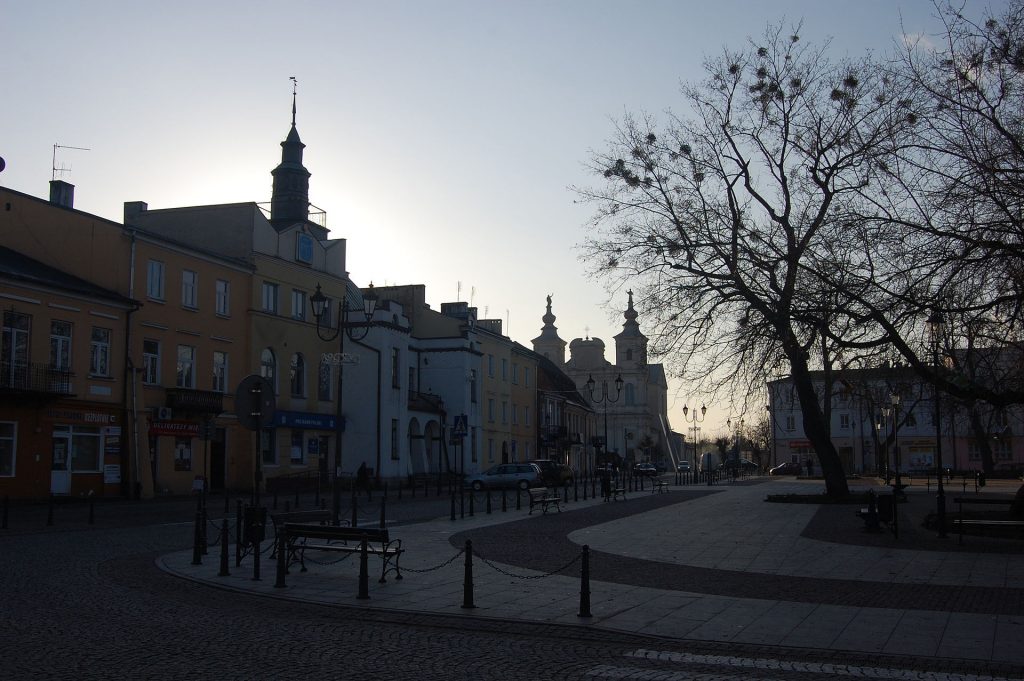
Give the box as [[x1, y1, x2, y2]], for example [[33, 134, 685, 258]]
[[290, 76, 298, 126]]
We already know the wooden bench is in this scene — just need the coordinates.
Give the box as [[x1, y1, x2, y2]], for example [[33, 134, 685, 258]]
[[606, 486, 627, 502], [527, 487, 562, 515], [951, 497, 1024, 540], [651, 480, 669, 494], [269, 510, 334, 555], [283, 523, 403, 583]]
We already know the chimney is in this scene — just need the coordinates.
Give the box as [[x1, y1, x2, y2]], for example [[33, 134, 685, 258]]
[[49, 180, 74, 208], [123, 201, 148, 224]]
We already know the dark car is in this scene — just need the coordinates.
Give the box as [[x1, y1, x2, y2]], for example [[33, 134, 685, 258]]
[[634, 462, 659, 477], [529, 459, 574, 486], [721, 458, 758, 472], [769, 461, 803, 476]]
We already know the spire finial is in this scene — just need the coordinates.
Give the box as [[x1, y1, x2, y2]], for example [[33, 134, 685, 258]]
[[290, 76, 298, 127]]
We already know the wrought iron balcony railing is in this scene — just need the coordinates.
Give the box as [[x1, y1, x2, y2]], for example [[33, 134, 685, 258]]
[[0, 361, 74, 396]]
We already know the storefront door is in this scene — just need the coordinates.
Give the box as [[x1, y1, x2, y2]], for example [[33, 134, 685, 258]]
[[51, 439, 71, 494]]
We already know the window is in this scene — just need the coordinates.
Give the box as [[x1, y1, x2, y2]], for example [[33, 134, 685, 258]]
[[390, 348, 400, 388], [391, 419, 399, 460], [54, 424, 101, 472], [626, 349, 633, 361], [625, 383, 636, 406], [524, 406, 530, 427], [142, 339, 160, 384], [146, 260, 165, 299], [471, 428, 478, 463], [212, 351, 228, 393], [0, 422, 14, 476], [905, 411, 917, 428], [3, 312, 30, 385], [502, 401, 508, 424], [90, 327, 111, 377], [487, 438, 494, 463], [50, 320, 72, 370], [174, 437, 192, 471], [487, 354, 494, 377], [215, 279, 230, 316], [511, 404, 518, 425], [408, 367, 416, 393], [182, 270, 198, 308], [785, 414, 796, 431], [260, 348, 276, 389], [176, 345, 196, 388], [524, 368, 531, 388], [511, 362, 519, 384], [290, 353, 305, 397], [470, 370, 477, 403], [262, 282, 279, 314], [291, 289, 306, 321], [290, 430, 305, 464], [488, 398, 495, 423], [318, 357, 332, 401], [501, 358, 508, 380], [839, 413, 851, 429], [261, 428, 277, 465]]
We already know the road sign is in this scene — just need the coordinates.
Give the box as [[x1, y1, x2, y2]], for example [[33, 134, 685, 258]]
[[234, 375, 276, 431], [452, 414, 468, 439]]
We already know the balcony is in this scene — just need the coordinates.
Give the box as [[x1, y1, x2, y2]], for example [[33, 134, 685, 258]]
[[165, 388, 224, 414], [0, 361, 74, 398], [408, 390, 444, 414]]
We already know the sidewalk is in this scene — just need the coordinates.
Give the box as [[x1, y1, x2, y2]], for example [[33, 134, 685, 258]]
[[158, 477, 1024, 666]]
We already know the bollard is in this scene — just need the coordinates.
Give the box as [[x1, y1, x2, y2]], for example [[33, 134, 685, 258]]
[[235, 499, 243, 567], [200, 499, 208, 555], [462, 539, 476, 609], [578, 544, 592, 618], [380, 497, 387, 528], [218, 520, 231, 577], [469, 491, 475, 516], [358, 537, 370, 599], [191, 510, 203, 566], [252, 536, 262, 581], [460, 488, 465, 519], [574, 479, 578, 503], [592, 475, 597, 498], [501, 490, 507, 513], [274, 530, 288, 588], [88, 499, 95, 525], [486, 490, 492, 514], [47, 494, 54, 527], [451, 493, 456, 521], [351, 493, 358, 528], [583, 478, 588, 501]]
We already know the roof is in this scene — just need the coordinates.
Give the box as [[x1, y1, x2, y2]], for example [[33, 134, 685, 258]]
[[0, 245, 136, 307]]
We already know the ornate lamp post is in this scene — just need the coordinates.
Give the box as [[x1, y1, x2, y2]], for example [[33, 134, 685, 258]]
[[928, 309, 948, 538], [586, 374, 623, 468], [682, 403, 707, 484], [309, 282, 378, 525], [891, 392, 901, 539]]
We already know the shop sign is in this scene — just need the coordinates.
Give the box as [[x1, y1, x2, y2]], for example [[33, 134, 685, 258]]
[[273, 410, 339, 430], [47, 409, 117, 424], [103, 464, 121, 484], [149, 420, 201, 437]]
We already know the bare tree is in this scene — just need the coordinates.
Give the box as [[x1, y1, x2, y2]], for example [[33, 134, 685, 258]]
[[577, 25, 916, 497]]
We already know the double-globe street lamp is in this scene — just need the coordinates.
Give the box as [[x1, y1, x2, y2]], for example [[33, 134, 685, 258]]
[[586, 374, 623, 469], [927, 309, 948, 538], [310, 282, 378, 525], [682, 403, 707, 484]]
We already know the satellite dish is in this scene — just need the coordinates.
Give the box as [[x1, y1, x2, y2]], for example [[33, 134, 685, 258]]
[[0, 157, 6, 173], [234, 375, 276, 430]]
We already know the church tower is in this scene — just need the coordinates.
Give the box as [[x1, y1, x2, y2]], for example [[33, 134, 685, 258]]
[[614, 290, 648, 369], [270, 80, 311, 229], [532, 294, 567, 366]]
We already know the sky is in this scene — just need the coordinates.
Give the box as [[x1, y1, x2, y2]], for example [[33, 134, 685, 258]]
[[0, 0, 999, 435]]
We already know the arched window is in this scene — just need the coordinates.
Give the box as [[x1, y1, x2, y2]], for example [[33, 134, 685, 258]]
[[625, 382, 636, 406], [626, 349, 633, 361], [318, 357, 332, 401], [260, 348, 276, 390], [290, 352, 305, 397]]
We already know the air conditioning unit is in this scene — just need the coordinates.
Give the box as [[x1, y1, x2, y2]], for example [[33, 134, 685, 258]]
[[156, 407, 173, 421]]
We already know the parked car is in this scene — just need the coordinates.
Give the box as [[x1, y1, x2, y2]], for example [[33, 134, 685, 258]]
[[676, 460, 692, 472], [769, 461, 803, 476], [634, 462, 659, 477], [721, 458, 758, 472], [467, 463, 543, 491], [529, 459, 574, 486]]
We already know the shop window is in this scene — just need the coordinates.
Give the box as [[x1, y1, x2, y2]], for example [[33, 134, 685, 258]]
[[290, 430, 304, 464], [174, 437, 192, 471], [54, 425, 101, 472], [261, 428, 277, 466]]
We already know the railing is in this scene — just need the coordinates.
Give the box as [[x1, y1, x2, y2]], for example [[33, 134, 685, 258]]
[[0, 361, 74, 396]]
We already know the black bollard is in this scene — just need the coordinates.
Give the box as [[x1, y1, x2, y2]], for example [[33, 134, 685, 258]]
[[47, 494, 54, 527], [218, 520, 230, 577], [235, 499, 243, 567], [501, 490, 507, 512], [460, 488, 465, 519], [583, 478, 588, 501], [358, 538, 370, 598], [469, 491, 475, 516], [574, 479, 578, 502], [380, 497, 387, 528], [578, 544, 592, 618], [274, 530, 287, 588], [252, 536, 261, 581], [451, 493, 456, 521], [191, 510, 202, 566], [462, 539, 475, 609]]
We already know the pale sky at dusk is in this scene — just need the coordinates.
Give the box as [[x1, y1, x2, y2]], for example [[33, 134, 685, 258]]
[[1, 0, 999, 434]]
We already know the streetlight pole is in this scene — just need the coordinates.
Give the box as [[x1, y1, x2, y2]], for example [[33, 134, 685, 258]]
[[682, 404, 707, 484], [928, 309, 948, 538], [310, 282, 378, 526], [586, 374, 623, 469], [891, 392, 901, 539]]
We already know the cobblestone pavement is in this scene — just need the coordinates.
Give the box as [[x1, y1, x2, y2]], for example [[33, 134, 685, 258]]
[[6, 479, 1024, 679]]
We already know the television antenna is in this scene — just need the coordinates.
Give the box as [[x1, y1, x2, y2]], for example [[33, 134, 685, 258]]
[[52, 143, 90, 181]]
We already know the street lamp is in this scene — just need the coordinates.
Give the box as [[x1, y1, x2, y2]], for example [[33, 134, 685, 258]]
[[927, 309, 948, 538], [682, 403, 707, 484], [586, 374, 623, 468], [891, 392, 901, 539], [310, 282, 378, 525]]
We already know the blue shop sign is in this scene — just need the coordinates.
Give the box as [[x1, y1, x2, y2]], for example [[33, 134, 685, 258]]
[[273, 410, 343, 430]]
